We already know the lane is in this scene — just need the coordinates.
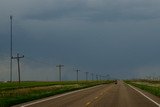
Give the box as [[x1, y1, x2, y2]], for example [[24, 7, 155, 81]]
[[88, 81, 159, 107], [14, 81, 160, 107], [14, 84, 114, 107]]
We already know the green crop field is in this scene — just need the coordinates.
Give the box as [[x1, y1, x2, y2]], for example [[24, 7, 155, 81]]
[[0, 80, 113, 107], [125, 80, 160, 97]]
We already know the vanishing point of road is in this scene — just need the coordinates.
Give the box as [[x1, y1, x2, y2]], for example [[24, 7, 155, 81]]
[[14, 81, 160, 107]]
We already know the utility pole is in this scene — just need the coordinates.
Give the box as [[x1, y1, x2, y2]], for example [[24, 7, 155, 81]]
[[12, 53, 24, 83], [96, 75, 98, 81], [91, 73, 94, 81], [56, 64, 64, 81], [86, 72, 88, 81], [10, 15, 13, 82], [76, 69, 80, 82]]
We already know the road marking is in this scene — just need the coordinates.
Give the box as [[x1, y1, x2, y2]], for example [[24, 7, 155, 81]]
[[19, 85, 104, 107], [128, 84, 160, 107], [85, 102, 91, 106], [94, 96, 98, 99], [84, 85, 114, 107]]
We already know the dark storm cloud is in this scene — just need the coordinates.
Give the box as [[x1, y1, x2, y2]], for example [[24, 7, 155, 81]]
[[0, 0, 160, 80], [23, 0, 160, 21]]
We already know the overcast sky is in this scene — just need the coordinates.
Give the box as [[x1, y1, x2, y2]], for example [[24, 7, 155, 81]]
[[0, 0, 160, 81]]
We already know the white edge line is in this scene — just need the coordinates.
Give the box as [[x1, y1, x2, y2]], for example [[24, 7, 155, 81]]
[[20, 85, 103, 107], [127, 84, 160, 107]]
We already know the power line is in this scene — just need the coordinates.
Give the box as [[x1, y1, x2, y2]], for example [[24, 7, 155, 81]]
[[25, 56, 52, 66], [7, 16, 108, 82], [13, 54, 106, 82]]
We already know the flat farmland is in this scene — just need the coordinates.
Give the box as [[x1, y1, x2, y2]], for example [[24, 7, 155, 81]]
[[0, 81, 113, 107], [126, 80, 160, 97]]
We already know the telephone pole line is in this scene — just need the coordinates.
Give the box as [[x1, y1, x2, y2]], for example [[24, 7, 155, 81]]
[[56, 64, 64, 81], [12, 53, 24, 83], [10, 15, 13, 82]]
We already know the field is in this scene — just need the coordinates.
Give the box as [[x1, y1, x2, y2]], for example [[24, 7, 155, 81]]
[[0, 80, 113, 107], [125, 80, 160, 97]]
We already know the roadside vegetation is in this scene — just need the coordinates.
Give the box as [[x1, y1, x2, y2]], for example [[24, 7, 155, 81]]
[[0, 80, 114, 107], [125, 79, 160, 97]]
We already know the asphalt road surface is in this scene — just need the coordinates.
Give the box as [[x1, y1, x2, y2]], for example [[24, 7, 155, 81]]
[[15, 81, 160, 107]]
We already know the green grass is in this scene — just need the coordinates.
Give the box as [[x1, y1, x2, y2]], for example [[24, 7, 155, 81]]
[[125, 80, 160, 97], [0, 80, 113, 107], [0, 81, 84, 91], [133, 79, 160, 84]]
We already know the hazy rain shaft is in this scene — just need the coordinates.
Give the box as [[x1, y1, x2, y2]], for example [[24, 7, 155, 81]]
[[0, 0, 160, 81]]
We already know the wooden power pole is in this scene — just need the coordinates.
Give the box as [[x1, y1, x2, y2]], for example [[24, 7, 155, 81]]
[[76, 69, 80, 82], [56, 64, 64, 81], [12, 53, 24, 83]]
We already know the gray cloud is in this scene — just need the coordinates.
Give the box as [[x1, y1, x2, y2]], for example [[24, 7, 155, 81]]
[[0, 0, 160, 80], [20, 0, 160, 21]]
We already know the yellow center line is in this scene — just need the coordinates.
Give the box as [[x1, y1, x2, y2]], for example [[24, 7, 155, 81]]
[[94, 96, 98, 99], [85, 102, 91, 106], [85, 85, 114, 106]]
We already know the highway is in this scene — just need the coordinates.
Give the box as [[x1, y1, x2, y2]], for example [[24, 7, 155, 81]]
[[15, 81, 160, 107]]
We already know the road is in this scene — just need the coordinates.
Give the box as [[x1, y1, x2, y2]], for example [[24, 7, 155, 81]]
[[15, 81, 160, 107]]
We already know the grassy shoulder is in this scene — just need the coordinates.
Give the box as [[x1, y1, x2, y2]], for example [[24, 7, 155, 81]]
[[0, 80, 114, 107], [125, 80, 160, 97]]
